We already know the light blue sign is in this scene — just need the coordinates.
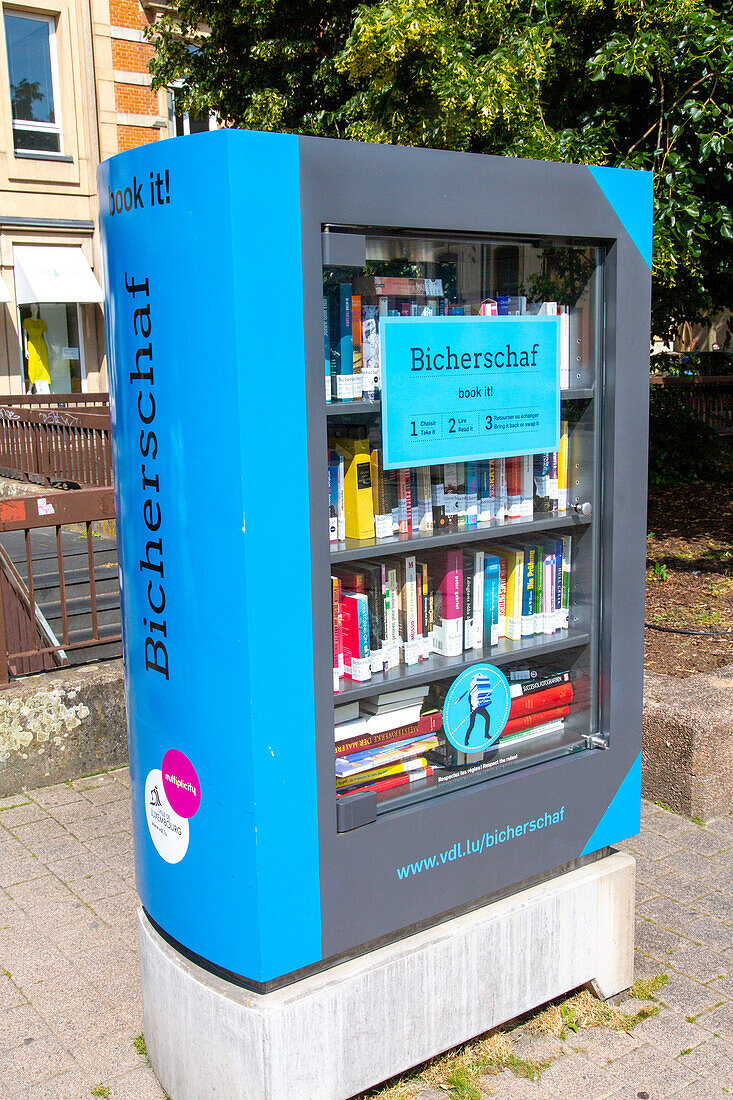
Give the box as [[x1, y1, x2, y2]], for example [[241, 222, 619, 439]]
[[443, 663, 512, 753], [381, 316, 560, 469]]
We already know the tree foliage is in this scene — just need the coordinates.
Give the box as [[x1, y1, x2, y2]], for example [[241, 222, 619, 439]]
[[148, 0, 733, 339]]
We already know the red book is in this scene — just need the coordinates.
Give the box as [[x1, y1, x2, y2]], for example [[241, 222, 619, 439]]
[[331, 576, 342, 687], [508, 683, 573, 719], [501, 705, 570, 738], [337, 766, 434, 797], [506, 456, 522, 498], [398, 469, 412, 535]]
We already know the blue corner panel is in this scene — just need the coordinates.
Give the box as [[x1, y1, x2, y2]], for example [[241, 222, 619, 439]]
[[581, 753, 642, 856], [588, 165, 653, 269], [98, 129, 322, 983]]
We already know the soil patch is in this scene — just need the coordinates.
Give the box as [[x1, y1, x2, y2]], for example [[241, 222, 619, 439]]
[[645, 480, 733, 675]]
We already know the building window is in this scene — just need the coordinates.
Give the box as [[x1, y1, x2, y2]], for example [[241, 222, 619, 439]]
[[167, 88, 216, 138], [4, 10, 62, 153]]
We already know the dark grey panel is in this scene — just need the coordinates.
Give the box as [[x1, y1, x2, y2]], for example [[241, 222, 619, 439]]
[[296, 136, 650, 964]]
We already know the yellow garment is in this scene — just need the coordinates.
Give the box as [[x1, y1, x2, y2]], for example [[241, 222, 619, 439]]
[[23, 317, 51, 385]]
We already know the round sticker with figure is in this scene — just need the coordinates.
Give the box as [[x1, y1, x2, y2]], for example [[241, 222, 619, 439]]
[[442, 664, 512, 753], [144, 768, 189, 864]]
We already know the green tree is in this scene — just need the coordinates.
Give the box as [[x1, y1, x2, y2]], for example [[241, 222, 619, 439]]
[[149, 0, 733, 340]]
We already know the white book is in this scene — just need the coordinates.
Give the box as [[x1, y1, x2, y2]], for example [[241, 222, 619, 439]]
[[364, 703, 423, 735], [473, 549, 484, 649]]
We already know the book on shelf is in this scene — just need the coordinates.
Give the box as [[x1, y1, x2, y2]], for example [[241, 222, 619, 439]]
[[558, 421, 569, 513], [323, 296, 331, 402], [361, 304, 380, 399], [334, 700, 359, 725], [337, 766, 434, 797], [360, 685, 430, 711], [336, 756, 428, 791], [335, 712, 442, 758], [351, 292, 363, 399], [430, 549, 463, 657], [352, 276, 444, 298], [328, 283, 354, 401], [335, 734, 441, 777], [330, 429, 374, 540], [501, 704, 570, 738]]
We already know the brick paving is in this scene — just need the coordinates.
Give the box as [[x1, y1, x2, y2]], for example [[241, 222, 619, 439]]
[[0, 776, 732, 1098]]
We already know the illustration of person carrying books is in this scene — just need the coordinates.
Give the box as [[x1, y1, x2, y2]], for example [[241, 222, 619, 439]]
[[456, 672, 493, 748]]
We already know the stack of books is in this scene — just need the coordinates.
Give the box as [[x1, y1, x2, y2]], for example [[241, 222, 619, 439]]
[[334, 686, 442, 797]]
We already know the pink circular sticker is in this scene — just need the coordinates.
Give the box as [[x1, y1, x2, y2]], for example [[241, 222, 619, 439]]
[[161, 749, 201, 819]]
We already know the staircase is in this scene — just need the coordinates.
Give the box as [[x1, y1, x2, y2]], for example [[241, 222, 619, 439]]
[[0, 526, 122, 667]]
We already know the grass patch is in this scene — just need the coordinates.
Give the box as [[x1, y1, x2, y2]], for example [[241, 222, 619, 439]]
[[90, 1087, 110, 1099], [629, 974, 669, 1000], [692, 816, 707, 827], [529, 989, 658, 1039], [133, 1032, 150, 1066]]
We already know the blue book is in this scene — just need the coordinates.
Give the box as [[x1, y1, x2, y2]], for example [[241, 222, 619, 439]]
[[464, 462, 478, 528], [323, 296, 331, 402], [329, 284, 353, 400], [356, 591, 370, 657], [483, 555, 501, 647], [327, 450, 339, 543]]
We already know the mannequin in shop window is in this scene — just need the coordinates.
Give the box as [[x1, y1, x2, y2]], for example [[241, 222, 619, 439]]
[[22, 305, 51, 394]]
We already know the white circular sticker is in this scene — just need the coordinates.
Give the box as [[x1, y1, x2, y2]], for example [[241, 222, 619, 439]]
[[144, 768, 189, 864]]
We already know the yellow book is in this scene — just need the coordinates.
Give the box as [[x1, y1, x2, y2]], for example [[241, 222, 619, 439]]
[[336, 758, 428, 789], [333, 434, 374, 540], [558, 420, 568, 513], [495, 547, 523, 641]]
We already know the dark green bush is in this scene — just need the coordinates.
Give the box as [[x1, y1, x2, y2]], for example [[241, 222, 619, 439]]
[[648, 386, 733, 487]]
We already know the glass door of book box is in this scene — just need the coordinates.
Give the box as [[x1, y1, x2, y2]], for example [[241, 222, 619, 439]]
[[325, 229, 603, 830]]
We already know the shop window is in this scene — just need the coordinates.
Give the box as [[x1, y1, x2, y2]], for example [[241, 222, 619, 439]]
[[18, 303, 85, 393], [3, 10, 62, 153]]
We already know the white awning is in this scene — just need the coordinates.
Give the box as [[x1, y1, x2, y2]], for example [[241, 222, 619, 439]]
[[13, 246, 104, 304], [0, 278, 10, 303]]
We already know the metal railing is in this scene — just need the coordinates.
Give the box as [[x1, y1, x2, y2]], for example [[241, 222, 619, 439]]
[[0, 401, 113, 487], [0, 488, 121, 684], [0, 393, 109, 411], [650, 374, 733, 435]]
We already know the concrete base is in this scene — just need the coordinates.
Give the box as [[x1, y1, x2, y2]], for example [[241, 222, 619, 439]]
[[139, 851, 635, 1100]]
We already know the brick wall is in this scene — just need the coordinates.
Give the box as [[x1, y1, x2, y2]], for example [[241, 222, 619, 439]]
[[109, 0, 164, 151]]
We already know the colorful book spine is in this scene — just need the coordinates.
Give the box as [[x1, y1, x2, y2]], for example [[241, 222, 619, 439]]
[[496, 458, 507, 523], [533, 542, 543, 634], [501, 705, 570, 738], [498, 555, 508, 639], [430, 549, 463, 657], [472, 549, 484, 649], [328, 451, 339, 543], [484, 554, 500, 647], [520, 545, 535, 637], [548, 451, 559, 512], [561, 535, 572, 629], [397, 469, 412, 535], [506, 456, 522, 519], [351, 292, 363, 399], [337, 766, 434, 797], [323, 296, 331, 402], [370, 448, 392, 539], [478, 461, 493, 523], [329, 283, 353, 401], [417, 560, 431, 659], [464, 462, 478, 528], [335, 735, 440, 777], [339, 441, 374, 540], [337, 452, 345, 541], [558, 421, 569, 513], [336, 757, 428, 790], [456, 462, 467, 529], [521, 454, 534, 518], [431, 466, 447, 529], [361, 304, 380, 399], [542, 549, 556, 635], [500, 547, 524, 641], [508, 682, 573, 719], [341, 591, 371, 681], [416, 466, 433, 534], [443, 463, 459, 527], [462, 552, 474, 651], [332, 576, 342, 690]]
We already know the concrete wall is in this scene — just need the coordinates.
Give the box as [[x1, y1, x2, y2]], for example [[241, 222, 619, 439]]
[[0, 659, 126, 797], [642, 664, 733, 820]]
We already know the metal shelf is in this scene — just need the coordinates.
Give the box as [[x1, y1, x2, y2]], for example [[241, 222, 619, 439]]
[[324, 387, 594, 418], [333, 629, 591, 703], [331, 511, 590, 564]]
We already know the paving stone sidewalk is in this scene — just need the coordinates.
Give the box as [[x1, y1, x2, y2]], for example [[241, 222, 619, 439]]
[[1, 774, 733, 1099]]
